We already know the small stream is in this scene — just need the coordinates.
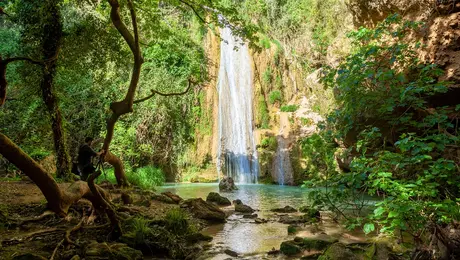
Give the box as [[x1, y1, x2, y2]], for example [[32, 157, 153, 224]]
[[159, 183, 371, 259]]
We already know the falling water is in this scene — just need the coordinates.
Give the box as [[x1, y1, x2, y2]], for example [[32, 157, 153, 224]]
[[272, 113, 294, 185], [216, 27, 259, 183]]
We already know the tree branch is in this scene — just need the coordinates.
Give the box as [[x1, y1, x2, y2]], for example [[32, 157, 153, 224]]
[[107, 0, 137, 55], [178, 0, 207, 24], [133, 80, 195, 104], [2, 56, 44, 66]]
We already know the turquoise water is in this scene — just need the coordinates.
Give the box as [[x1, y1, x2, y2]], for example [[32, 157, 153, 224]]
[[159, 183, 370, 259]]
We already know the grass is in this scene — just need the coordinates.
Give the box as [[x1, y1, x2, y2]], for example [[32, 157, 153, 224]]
[[268, 90, 282, 105], [280, 105, 299, 112], [165, 208, 192, 235], [97, 165, 165, 189]]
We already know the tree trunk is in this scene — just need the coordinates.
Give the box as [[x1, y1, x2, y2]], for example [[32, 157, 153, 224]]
[[40, 0, 71, 179], [0, 133, 107, 216], [99, 0, 143, 187]]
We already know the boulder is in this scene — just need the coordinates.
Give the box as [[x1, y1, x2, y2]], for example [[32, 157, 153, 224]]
[[233, 200, 254, 213], [318, 243, 356, 260], [151, 194, 176, 204], [280, 241, 301, 256], [12, 254, 46, 260], [85, 241, 142, 260], [302, 237, 338, 251], [254, 218, 268, 224], [180, 198, 226, 222], [161, 191, 183, 203], [219, 177, 238, 192], [224, 249, 238, 257], [271, 205, 297, 213], [206, 192, 231, 206], [185, 232, 213, 244], [243, 213, 258, 219]]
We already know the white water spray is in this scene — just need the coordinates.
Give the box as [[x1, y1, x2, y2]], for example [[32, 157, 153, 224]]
[[216, 27, 259, 183]]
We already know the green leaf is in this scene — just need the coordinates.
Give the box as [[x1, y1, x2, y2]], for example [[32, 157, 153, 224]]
[[363, 223, 375, 234]]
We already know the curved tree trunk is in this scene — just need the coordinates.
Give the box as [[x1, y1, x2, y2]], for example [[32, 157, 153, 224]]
[[99, 0, 143, 187], [40, 0, 71, 179], [0, 133, 107, 216]]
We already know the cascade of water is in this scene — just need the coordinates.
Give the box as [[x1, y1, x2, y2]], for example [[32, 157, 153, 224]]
[[272, 113, 294, 185], [216, 27, 259, 183]]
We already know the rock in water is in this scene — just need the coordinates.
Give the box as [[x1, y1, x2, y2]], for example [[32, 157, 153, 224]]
[[206, 192, 231, 206], [224, 249, 239, 257], [219, 177, 238, 192], [233, 199, 254, 213], [180, 198, 226, 222], [271, 205, 297, 213]]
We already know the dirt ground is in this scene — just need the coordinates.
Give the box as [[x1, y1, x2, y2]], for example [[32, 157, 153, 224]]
[[0, 180, 200, 260]]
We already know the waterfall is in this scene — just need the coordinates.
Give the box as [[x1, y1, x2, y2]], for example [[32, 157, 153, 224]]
[[272, 113, 294, 185], [216, 27, 259, 184]]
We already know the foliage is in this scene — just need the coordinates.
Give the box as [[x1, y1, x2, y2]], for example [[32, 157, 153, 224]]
[[257, 96, 270, 129], [262, 67, 272, 84], [306, 14, 460, 242], [300, 133, 337, 180], [268, 90, 282, 104], [260, 136, 277, 150], [280, 105, 298, 112], [128, 217, 153, 245], [165, 208, 196, 235], [99, 165, 164, 189]]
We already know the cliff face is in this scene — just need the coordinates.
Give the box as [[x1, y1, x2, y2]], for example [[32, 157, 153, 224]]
[[189, 0, 460, 184]]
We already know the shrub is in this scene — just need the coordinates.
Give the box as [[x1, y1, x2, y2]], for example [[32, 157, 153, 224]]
[[97, 165, 164, 189], [280, 105, 298, 112], [258, 96, 270, 129], [263, 68, 272, 84], [260, 136, 277, 150], [308, 14, 460, 243], [268, 90, 282, 104], [259, 35, 271, 49]]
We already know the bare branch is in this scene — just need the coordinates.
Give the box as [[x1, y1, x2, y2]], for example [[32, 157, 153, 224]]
[[134, 80, 195, 104], [2, 56, 44, 66]]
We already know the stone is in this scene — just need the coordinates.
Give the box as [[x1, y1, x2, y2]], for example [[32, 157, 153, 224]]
[[219, 177, 238, 192], [280, 241, 301, 256], [235, 204, 254, 213], [254, 218, 267, 224], [268, 247, 280, 255], [185, 232, 213, 244], [278, 215, 306, 224], [271, 205, 297, 213], [12, 254, 47, 260], [224, 249, 239, 257], [317, 243, 356, 260], [243, 213, 258, 218], [206, 192, 231, 206], [300, 252, 323, 259], [85, 241, 142, 260], [233, 199, 254, 213], [302, 237, 338, 251], [180, 198, 226, 222], [151, 194, 176, 204], [161, 191, 183, 203]]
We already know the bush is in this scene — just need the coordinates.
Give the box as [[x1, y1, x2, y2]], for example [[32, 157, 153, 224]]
[[258, 96, 270, 129], [97, 165, 165, 189], [309, 15, 460, 242], [280, 105, 298, 112], [268, 90, 282, 104], [260, 136, 277, 150], [263, 68, 272, 84]]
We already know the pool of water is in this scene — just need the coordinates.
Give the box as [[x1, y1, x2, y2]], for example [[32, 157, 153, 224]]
[[159, 183, 370, 259]]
